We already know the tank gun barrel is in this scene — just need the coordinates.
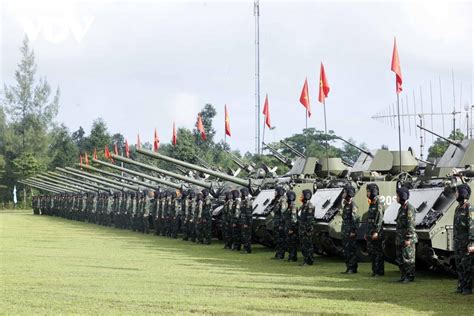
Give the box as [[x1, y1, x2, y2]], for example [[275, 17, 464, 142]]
[[65, 167, 139, 191], [78, 164, 158, 190], [57, 167, 123, 191], [90, 159, 183, 191], [37, 174, 94, 192], [262, 142, 293, 167], [20, 180, 62, 194], [27, 177, 78, 193], [224, 149, 255, 172], [47, 171, 106, 192], [134, 149, 250, 188], [108, 154, 213, 191], [280, 140, 306, 158], [417, 125, 463, 148], [336, 136, 374, 158]]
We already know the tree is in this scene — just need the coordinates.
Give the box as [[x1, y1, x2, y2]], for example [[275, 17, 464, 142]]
[[72, 126, 86, 153], [194, 104, 217, 149], [427, 129, 465, 159], [85, 118, 112, 153], [49, 124, 78, 169], [340, 138, 368, 165], [170, 128, 199, 164], [2, 36, 59, 153]]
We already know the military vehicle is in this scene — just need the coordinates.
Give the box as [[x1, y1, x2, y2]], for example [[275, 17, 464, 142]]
[[382, 128, 474, 274]]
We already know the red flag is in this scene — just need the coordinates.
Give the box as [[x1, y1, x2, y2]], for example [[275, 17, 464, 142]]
[[125, 139, 130, 158], [85, 152, 89, 166], [114, 143, 119, 155], [137, 134, 141, 150], [93, 148, 98, 160], [79, 154, 83, 167], [197, 114, 206, 141], [300, 78, 311, 117], [224, 105, 231, 137], [153, 128, 160, 152], [391, 37, 403, 94], [262, 94, 271, 128], [172, 122, 177, 146], [318, 63, 330, 103], [104, 146, 111, 160]]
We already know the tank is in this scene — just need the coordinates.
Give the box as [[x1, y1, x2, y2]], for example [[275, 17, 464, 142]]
[[382, 128, 474, 274]]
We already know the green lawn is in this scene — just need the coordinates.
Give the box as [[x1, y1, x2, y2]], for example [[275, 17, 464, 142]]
[[0, 211, 471, 315]]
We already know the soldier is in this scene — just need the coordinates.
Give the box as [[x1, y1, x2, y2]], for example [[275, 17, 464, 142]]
[[285, 190, 298, 262], [453, 184, 473, 295], [340, 185, 360, 274], [271, 187, 287, 260], [365, 183, 385, 277], [181, 190, 191, 241], [189, 191, 197, 242], [222, 191, 233, 249], [195, 192, 204, 243], [154, 191, 162, 235], [394, 187, 417, 283], [299, 189, 315, 266], [143, 190, 151, 234], [201, 189, 213, 245], [170, 191, 179, 238], [240, 188, 252, 253], [231, 189, 242, 251]]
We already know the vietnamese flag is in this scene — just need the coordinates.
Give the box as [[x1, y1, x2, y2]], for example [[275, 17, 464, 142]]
[[172, 122, 177, 146], [300, 78, 311, 117], [137, 134, 141, 150], [104, 145, 111, 160], [197, 114, 206, 141], [224, 105, 231, 137], [114, 143, 119, 155], [85, 152, 89, 166], [124, 139, 130, 158], [93, 148, 98, 160], [318, 63, 330, 103], [153, 128, 160, 152], [391, 37, 403, 94], [262, 94, 271, 128]]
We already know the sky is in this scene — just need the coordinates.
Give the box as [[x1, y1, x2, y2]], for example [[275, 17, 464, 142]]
[[0, 0, 472, 157]]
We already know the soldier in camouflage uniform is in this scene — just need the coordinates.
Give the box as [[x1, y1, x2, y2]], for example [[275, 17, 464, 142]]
[[143, 191, 151, 234], [240, 188, 252, 253], [231, 189, 242, 251], [154, 191, 162, 235], [453, 184, 473, 295], [299, 189, 315, 266], [271, 187, 287, 260], [365, 183, 385, 277], [285, 191, 298, 262], [394, 187, 417, 283], [170, 191, 180, 238], [201, 189, 213, 245], [340, 185, 360, 274], [222, 192, 233, 249], [188, 191, 197, 242], [181, 190, 191, 241]]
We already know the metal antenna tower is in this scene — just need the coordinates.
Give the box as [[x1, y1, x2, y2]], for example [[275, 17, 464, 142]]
[[254, 0, 261, 154]]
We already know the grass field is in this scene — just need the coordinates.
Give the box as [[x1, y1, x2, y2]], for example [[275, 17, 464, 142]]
[[0, 211, 472, 315]]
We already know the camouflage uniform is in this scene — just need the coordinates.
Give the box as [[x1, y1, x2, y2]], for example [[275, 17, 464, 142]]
[[285, 191, 298, 262], [272, 189, 287, 259], [222, 192, 233, 249], [453, 184, 473, 295], [395, 187, 417, 282], [341, 195, 359, 273], [189, 193, 197, 242], [181, 193, 191, 241], [299, 190, 315, 265], [201, 191, 213, 245], [240, 189, 253, 253], [231, 191, 242, 251], [366, 195, 385, 276]]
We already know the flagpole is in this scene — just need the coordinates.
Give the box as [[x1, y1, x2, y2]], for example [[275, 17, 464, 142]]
[[396, 93, 402, 173], [305, 109, 308, 155], [323, 100, 329, 178], [262, 120, 266, 153]]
